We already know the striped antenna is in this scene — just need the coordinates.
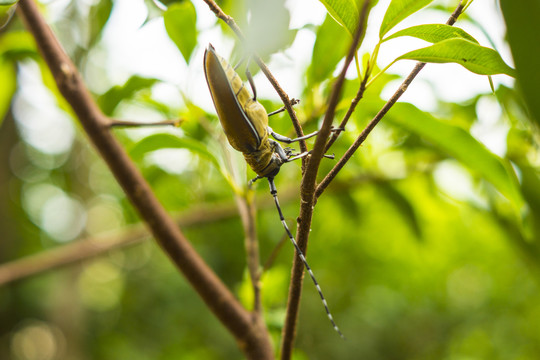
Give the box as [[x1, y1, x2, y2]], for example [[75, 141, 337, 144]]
[[267, 177, 345, 339]]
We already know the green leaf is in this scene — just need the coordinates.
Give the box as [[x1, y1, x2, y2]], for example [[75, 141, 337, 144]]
[[0, 0, 17, 4], [387, 102, 523, 208], [164, 1, 197, 64], [246, 0, 295, 56], [0, 59, 15, 125], [519, 165, 540, 238], [129, 133, 222, 174], [98, 76, 159, 116], [383, 24, 478, 44], [0, 31, 36, 126], [0, 31, 37, 61], [318, 0, 359, 37], [142, 0, 177, 25], [396, 38, 516, 76], [378, 183, 423, 239], [308, 15, 350, 85], [379, 0, 435, 39], [88, 0, 113, 48], [0, 3, 16, 28], [500, 0, 540, 126], [129, 133, 240, 190]]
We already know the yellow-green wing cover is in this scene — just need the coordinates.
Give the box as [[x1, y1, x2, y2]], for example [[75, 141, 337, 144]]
[[204, 44, 268, 153]]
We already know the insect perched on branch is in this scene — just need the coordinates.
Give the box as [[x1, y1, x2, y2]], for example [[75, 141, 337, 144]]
[[203, 44, 344, 338]]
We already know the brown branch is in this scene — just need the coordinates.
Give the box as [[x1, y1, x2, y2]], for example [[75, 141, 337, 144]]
[[324, 73, 370, 153], [108, 119, 183, 127], [16, 1, 272, 358], [201, 0, 308, 153], [315, 1, 465, 200], [280, 2, 371, 358]]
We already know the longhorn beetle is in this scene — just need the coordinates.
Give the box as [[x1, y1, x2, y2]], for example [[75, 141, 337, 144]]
[[203, 44, 344, 338]]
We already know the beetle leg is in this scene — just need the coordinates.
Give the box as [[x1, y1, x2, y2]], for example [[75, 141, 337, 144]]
[[244, 58, 257, 101], [231, 55, 257, 100], [270, 139, 289, 162], [248, 175, 263, 188], [233, 55, 246, 71], [287, 151, 310, 162], [272, 140, 333, 163], [290, 151, 335, 160], [283, 147, 295, 157], [269, 127, 319, 144], [324, 153, 336, 160], [269, 127, 344, 144]]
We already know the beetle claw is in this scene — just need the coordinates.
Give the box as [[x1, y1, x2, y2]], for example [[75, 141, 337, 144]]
[[284, 147, 296, 157], [323, 153, 335, 160], [248, 175, 263, 188]]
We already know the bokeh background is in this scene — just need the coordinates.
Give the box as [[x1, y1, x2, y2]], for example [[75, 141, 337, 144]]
[[1, 0, 539, 359]]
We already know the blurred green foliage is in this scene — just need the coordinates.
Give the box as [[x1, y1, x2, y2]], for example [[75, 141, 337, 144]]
[[500, 0, 540, 126], [1, 0, 539, 359], [164, 1, 197, 63]]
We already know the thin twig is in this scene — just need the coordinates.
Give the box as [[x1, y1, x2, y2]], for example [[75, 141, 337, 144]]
[[316, 61, 426, 199], [315, 1, 465, 200], [280, 2, 371, 358], [16, 1, 273, 358], [255, 59, 308, 153], [324, 73, 370, 153]]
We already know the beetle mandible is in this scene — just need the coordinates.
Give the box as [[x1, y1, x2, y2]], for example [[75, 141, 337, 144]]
[[203, 44, 344, 338]]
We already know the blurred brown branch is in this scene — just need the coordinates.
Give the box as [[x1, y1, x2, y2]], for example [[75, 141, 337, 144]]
[[0, 175, 379, 287], [0, 200, 253, 286], [0, 226, 149, 286], [108, 119, 184, 127], [235, 195, 263, 314]]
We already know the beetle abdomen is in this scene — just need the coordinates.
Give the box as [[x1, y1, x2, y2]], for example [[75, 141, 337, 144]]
[[243, 141, 281, 177]]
